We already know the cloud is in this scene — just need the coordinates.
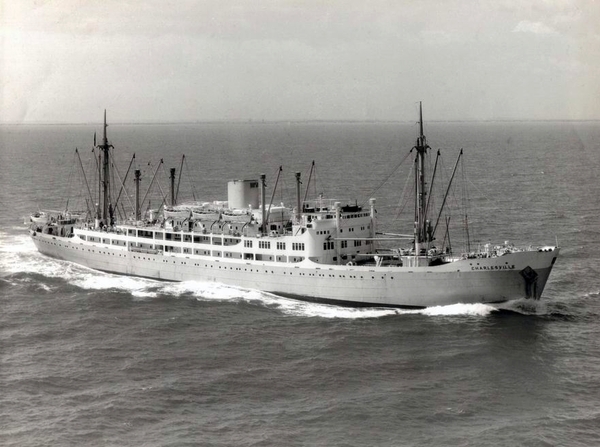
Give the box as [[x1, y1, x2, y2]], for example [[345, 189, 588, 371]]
[[513, 20, 557, 35]]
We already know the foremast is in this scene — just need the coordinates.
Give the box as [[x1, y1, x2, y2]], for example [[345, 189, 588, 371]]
[[97, 110, 114, 225], [413, 102, 432, 256]]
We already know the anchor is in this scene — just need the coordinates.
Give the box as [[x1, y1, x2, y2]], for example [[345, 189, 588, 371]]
[[520, 266, 539, 299]]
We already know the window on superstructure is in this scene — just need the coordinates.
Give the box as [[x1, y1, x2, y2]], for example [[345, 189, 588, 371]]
[[354, 240, 362, 247], [259, 241, 271, 249], [292, 243, 305, 251], [277, 242, 286, 250], [323, 241, 334, 250], [341, 241, 348, 249], [244, 240, 253, 248]]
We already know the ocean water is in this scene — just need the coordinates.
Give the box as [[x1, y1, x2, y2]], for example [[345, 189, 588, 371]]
[[2, 120, 600, 446]]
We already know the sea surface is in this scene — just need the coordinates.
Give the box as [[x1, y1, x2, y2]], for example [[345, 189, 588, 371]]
[[1, 120, 600, 446]]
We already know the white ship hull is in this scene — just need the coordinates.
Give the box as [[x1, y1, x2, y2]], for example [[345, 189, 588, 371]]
[[32, 231, 558, 308]]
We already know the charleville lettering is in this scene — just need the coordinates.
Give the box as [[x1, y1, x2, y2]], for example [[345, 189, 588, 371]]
[[471, 264, 515, 271]]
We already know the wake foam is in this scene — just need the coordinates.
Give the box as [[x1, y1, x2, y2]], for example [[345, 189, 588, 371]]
[[419, 302, 497, 317], [1, 231, 502, 319], [0, 231, 37, 256], [1, 232, 52, 276]]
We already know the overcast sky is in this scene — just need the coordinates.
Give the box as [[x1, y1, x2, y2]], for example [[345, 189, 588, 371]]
[[2, 0, 599, 123]]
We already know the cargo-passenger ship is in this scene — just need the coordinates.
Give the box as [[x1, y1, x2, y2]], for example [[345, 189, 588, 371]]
[[29, 106, 559, 308]]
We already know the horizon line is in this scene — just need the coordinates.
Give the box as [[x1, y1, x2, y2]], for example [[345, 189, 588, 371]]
[[1, 118, 599, 126]]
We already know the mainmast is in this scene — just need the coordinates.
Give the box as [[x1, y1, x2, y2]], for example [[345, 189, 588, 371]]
[[414, 102, 431, 253]]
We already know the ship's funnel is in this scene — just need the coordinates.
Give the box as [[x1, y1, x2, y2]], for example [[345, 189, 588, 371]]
[[228, 179, 260, 209]]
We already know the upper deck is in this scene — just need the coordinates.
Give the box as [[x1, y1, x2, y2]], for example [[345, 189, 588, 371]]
[[54, 199, 377, 266]]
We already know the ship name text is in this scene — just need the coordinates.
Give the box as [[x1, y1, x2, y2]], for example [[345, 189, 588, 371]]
[[471, 264, 515, 271]]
